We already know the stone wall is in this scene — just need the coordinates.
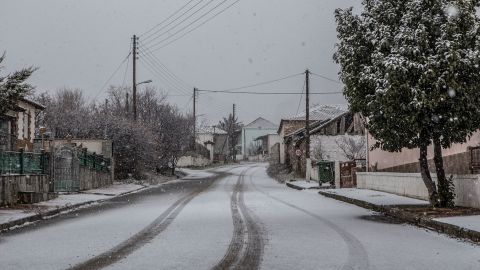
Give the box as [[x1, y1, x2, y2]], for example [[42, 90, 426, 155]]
[[357, 172, 480, 208], [0, 175, 51, 206]]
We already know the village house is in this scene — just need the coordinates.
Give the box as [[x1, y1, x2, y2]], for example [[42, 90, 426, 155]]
[[251, 133, 281, 161], [0, 97, 45, 152], [280, 104, 365, 184], [237, 117, 278, 160]]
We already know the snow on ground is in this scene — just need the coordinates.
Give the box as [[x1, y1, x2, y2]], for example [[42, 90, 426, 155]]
[[0, 210, 35, 224], [0, 183, 145, 227], [435, 215, 480, 233], [80, 183, 145, 196], [321, 188, 429, 206], [178, 168, 216, 179]]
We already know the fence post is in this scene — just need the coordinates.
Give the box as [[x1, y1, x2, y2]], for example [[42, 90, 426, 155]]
[[83, 148, 87, 166], [40, 150, 46, 175], [92, 153, 96, 170], [19, 148, 24, 174]]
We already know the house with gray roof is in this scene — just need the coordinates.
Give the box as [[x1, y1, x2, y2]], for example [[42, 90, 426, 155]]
[[237, 117, 278, 160]]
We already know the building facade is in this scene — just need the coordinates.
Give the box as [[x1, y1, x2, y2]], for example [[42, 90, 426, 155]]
[[0, 98, 45, 152]]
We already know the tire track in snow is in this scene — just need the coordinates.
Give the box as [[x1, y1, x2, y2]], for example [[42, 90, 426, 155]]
[[69, 177, 219, 270], [212, 167, 265, 270], [248, 167, 371, 270]]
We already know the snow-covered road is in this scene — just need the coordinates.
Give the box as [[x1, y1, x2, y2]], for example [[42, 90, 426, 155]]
[[0, 164, 479, 270]]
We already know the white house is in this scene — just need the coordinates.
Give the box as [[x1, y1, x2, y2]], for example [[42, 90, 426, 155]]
[[0, 98, 45, 152]]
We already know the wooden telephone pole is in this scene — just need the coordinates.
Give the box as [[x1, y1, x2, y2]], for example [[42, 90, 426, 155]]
[[233, 103, 236, 162], [305, 69, 310, 159], [132, 35, 138, 121], [193, 87, 197, 150]]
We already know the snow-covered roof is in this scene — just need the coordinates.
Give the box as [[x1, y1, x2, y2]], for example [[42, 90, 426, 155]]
[[288, 104, 348, 122], [244, 117, 277, 130]]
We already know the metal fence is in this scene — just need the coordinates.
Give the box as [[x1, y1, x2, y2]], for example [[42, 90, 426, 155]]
[[77, 150, 110, 172], [0, 150, 49, 175]]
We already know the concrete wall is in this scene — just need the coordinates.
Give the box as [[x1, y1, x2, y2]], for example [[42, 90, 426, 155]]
[[79, 167, 112, 191], [368, 131, 480, 172], [1, 175, 50, 206], [177, 155, 211, 167], [357, 172, 480, 208]]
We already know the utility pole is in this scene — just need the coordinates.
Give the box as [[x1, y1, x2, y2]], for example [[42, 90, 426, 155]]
[[104, 99, 109, 139], [193, 87, 197, 150], [132, 35, 138, 121], [305, 69, 311, 180], [305, 69, 310, 158], [125, 92, 129, 116], [233, 104, 236, 162]]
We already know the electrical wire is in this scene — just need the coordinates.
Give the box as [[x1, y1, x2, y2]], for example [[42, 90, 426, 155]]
[[140, 0, 200, 38], [138, 43, 192, 89], [139, 51, 191, 94], [196, 89, 343, 95], [295, 78, 306, 116], [310, 71, 343, 85], [146, 0, 240, 51], [90, 51, 132, 102], [150, 0, 241, 51], [197, 72, 303, 93], [143, 0, 216, 46], [139, 55, 192, 96]]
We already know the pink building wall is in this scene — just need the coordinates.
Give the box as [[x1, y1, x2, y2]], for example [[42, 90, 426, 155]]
[[367, 131, 480, 171]]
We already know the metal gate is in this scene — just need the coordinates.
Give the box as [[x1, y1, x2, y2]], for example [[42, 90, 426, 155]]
[[317, 161, 335, 184], [54, 146, 80, 192], [340, 161, 356, 188]]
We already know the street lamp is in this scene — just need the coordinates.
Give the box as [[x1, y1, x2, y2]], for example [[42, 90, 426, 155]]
[[136, 79, 152, 86], [133, 79, 152, 120]]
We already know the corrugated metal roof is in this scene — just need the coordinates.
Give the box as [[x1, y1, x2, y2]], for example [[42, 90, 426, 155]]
[[288, 104, 348, 122]]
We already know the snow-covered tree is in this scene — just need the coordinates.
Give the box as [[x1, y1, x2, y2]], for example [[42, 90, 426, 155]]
[[0, 53, 37, 115], [334, 0, 480, 206]]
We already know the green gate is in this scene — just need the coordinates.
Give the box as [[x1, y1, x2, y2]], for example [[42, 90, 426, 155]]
[[317, 161, 335, 184], [54, 146, 80, 192]]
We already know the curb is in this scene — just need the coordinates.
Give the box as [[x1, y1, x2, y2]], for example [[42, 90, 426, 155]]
[[0, 185, 149, 232], [286, 182, 306, 190], [319, 191, 480, 244]]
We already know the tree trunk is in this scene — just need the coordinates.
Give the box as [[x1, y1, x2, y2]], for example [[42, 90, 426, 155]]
[[433, 136, 454, 207], [418, 139, 439, 206]]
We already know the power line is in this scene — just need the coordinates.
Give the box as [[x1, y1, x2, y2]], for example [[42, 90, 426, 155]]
[[196, 89, 343, 95], [309, 71, 343, 85], [146, 0, 240, 52], [295, 78, 306, 116], [140, 0, 199, 38], [90, 51, 132, 102], [199, 72, 303, 92], [139, 51, 191, 94], [138, 55, 192, 96], [138, 43, 192, 89], [143, 0, 216, 46]]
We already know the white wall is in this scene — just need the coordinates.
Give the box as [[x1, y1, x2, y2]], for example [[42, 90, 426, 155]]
[[177, 155, 211, 167], [357, 172, 480, 208]]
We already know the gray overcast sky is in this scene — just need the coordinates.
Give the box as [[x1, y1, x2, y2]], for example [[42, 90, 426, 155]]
[[1, 0, 361, 125]]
